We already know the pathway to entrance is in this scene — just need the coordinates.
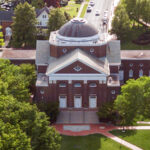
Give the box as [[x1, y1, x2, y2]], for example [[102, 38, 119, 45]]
[[56, 110, 99, 124], [53, 123, 150, 150]]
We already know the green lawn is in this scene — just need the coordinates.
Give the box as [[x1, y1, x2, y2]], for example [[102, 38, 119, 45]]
[[61, 134, 129, 150], [111, 130, 150, 150], [61, 0, 81, 17], [80, 4, 88, 18], [121, 41, 150, 50]]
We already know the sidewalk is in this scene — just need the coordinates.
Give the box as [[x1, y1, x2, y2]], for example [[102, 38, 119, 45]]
[[53, 123, 150, 150]]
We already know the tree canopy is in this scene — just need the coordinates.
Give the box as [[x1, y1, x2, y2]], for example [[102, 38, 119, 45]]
[[114, 76, 150, 125], [12, 2, 37, 48], [47, 8, 67, 34], [0, 26, 4, 47], [0, 59, 61, 150]]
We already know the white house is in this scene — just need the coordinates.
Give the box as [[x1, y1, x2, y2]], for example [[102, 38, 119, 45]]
[[36, 6, 51, 28]]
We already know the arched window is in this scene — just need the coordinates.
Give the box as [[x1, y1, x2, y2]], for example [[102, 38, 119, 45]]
[[111, 90, 115, 94], [89, 83, 97, 87], [74, 83, 82, 87], [59, 83, 66, 87], [139, 69, 143, 77], [129, 69, 133, 78]]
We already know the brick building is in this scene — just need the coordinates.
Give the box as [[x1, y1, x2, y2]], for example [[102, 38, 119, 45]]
[[35, 18, 121, 110]]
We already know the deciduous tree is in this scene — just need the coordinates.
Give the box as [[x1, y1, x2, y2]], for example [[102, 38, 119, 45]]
[[12, 2, 37, 48], [0, 26, 4, 47]]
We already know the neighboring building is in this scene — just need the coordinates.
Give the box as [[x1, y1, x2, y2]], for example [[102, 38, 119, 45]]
[[36, 6, 51, 28], [0, 10, 13, 36]]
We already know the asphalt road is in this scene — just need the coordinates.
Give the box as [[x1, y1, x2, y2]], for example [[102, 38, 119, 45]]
[[84, 0, 114, 34]]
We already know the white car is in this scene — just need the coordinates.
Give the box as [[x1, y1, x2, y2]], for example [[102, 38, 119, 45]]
[[87, 6, 92, 12], [95, 10, 100, 16], [104, 10, 108, 18], [89, 1, 95, 6]]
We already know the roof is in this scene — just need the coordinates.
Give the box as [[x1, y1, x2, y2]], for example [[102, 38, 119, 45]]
[[0, 10, 14, 21], [107, 40, 121, 65], [36, 6, 50, 17], [46, 49, 109, 75], [58, 18, 99, 38], [1, 50, 36, 59], [121, 50, 150, 60], [36, 40, 51, 65]]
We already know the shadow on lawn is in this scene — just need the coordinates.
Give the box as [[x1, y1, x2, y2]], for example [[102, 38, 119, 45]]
[[110, 130, 137, 138]]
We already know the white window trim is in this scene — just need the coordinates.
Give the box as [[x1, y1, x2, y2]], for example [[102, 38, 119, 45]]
[[74, 83, 82, 87]]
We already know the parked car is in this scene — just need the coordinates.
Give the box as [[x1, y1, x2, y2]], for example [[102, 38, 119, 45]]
[[89, 1, 95, 6], [87, 6, 92, 12], [95, 10, 100, 16]]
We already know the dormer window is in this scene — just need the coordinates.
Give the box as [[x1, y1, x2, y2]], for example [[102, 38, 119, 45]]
[[43, 14, 47, 18], [89, 83, 97, 87], [59, 83, 66, 87], [74, 83, 82, 87]]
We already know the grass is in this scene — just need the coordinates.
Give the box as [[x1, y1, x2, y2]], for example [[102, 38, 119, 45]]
[[60, 0, 81, 17], [121, 41, 150, 50], [60, 134, 129, 150], [110, 130, 150, 150], [80, 3, 88, 18]]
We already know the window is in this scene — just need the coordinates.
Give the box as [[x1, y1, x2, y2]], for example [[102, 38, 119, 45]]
[[38, 21, 42, 25], [59, 83, 66, 87], [73, 65, 82, 72], [89, 83, 97, 87], [40, 89, 44, 94], [62, 48, 67, 53], [139, 69, 143, 77], [74, 83, 82, 87], [111, 90, 115, 94], [129, 63, 133, 67], [139, 63, 143, 67], [43, 15, 47, 18], [90, 48, 95, 53], [129, 69, 133, 78]]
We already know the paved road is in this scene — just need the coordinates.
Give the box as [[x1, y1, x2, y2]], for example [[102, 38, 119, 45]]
[[84, 0, 114, 33]]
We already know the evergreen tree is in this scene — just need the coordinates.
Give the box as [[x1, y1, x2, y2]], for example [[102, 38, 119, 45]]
[[0, 26, 4, 47], [12, 2, 37, 48]]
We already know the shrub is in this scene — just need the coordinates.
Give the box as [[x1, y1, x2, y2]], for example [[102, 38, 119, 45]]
[[37, 101, 59, 123], [97, 101, 117, 124]]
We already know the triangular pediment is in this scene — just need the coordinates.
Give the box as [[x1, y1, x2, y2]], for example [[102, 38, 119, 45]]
[[46, 49, 109, 76]]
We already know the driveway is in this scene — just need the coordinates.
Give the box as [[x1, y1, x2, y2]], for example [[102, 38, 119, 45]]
[[56, 110, 99, 124]]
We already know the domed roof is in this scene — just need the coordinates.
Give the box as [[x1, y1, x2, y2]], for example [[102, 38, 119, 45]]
[[58, 18, 98, 38]]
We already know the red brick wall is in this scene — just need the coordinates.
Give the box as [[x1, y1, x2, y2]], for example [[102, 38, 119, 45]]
[[121, 59, 150, 82], [50, 44, 107, 58], [37, 65, 48, 73], [56, 61, 100, 74]]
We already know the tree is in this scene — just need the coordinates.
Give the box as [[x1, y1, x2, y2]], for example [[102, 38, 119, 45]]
[[44, 0, 60, 7], [114, 77, 150, 125], [12, 2, 37, 48], [111, 4, 131, 40], [31, 0, 45, 8], [0, 120, 32, 150], [0, 26, 4, 47], [0, 59, 36, 102], [0, 95, 61, 150], [47, 8, 67, 34]]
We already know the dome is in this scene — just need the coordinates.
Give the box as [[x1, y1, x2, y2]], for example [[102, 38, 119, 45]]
[[58, 18, 98, 38]]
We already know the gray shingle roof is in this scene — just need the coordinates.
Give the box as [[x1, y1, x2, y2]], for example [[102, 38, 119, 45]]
[[36, 40, 50, 65], [36, 6, 50, 17], [0, 10, 14, 21]]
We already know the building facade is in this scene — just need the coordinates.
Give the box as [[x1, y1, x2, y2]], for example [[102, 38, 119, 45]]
[[35, 18, 121, 110]]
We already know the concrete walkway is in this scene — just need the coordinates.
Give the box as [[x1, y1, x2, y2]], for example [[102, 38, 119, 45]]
[[53, 124, 150, 150]]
